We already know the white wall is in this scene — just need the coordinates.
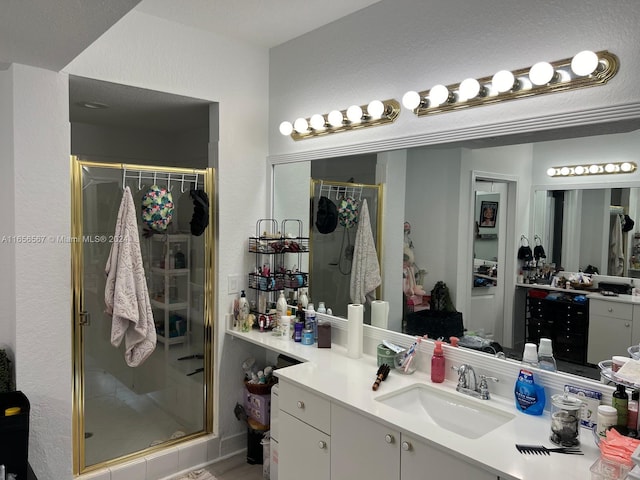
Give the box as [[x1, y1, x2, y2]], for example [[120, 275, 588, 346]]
[[269, 0, 640, 161], [10, 64, 72, 478], [0, 67, 15, 357]]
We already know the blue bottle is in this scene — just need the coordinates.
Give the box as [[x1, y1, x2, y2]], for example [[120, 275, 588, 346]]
[[514, 368, 546, 415]]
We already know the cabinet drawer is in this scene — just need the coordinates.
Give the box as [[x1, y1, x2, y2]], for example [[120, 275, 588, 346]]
[[590, 299, 633, 319], [279, 380, 331, 434]]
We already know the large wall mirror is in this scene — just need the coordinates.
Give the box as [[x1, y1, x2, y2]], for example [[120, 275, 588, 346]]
[[272, 120, 640, 382]]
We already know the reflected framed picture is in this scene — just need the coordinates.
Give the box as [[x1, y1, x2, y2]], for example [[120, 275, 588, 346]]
[[479, 201, 498, 228]]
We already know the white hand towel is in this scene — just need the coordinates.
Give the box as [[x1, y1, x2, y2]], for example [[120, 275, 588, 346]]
[[105, 186, 156, 367], [350, 199, 381, 304]]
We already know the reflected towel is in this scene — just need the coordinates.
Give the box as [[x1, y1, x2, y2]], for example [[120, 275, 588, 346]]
[[350, 199, 381, 304], [105, 187, 156, 367]]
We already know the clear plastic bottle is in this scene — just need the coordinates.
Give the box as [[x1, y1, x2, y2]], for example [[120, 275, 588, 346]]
[[538, 338, 557, 372], [305, 303, 317, 340]]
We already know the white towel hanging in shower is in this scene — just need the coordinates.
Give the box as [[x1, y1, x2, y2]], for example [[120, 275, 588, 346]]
[[350, 199, 381, 304], [105, 186, 157, 367]]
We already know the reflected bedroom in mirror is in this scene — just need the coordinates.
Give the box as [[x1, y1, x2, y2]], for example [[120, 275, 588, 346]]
[[272, 122, 640, 382]]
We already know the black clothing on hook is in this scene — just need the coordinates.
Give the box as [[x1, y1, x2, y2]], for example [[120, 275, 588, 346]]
[[315, 196, 338, 234], [189, 189, 209, 236]]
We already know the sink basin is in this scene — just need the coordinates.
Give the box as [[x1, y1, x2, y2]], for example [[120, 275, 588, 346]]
[[375, 383, 515, 439]]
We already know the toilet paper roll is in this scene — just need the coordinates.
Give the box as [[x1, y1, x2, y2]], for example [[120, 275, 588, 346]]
[[371, 300, 389, 329], [347, 303, 364, 359]]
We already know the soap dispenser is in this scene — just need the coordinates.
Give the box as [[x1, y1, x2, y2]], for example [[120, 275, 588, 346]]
[[431, 340, 445, 383]]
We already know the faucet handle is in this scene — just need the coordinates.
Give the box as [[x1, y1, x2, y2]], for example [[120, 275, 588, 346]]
[[478, 375, 499, 400]]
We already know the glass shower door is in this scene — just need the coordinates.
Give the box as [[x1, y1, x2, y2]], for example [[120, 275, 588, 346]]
[[72, 159, 213, 471]]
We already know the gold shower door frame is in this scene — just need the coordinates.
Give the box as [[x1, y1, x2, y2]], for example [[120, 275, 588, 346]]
[[70, 156, 215, 474]]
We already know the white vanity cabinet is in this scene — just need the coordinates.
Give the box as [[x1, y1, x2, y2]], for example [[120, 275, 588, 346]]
[[587, 299, 637, 364], [330, 403, 400, 480], [330, 403, 496, 480], [400, 432, 496, 480], [278, 380, 331, 480]]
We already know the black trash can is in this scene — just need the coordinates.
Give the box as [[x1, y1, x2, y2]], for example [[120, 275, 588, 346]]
[[0, 391, 30, 479], [247, 418, 268, 465]]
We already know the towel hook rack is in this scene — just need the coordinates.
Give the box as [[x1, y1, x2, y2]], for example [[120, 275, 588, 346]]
[[167, 173, 172, 191], [122, 167, 127, 190], [194, 173, 199, 191], [138, 171, 143, 191]]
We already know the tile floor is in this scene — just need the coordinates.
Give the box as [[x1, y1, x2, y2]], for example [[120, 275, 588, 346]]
[[171, 454, 264, 480], [84, 362, 192, 465]]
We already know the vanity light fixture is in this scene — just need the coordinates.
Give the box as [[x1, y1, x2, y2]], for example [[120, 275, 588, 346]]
[[404, 50, 618, 117], [546, 161, 637, 178], [279, 98, 400, 140]]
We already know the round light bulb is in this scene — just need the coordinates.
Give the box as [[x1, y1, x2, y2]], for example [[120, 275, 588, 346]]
[[279, 121, 293, 136], [589, 164, 600, 174], [529, 62, 555, 86], [459, 78, 481, 101], [402, 91, 421, 110], [621, 162, 633, 172], [605, 163, 616, 173], [560, 167, 570, 176], [429, 84, 450, 106], [571, 50, 599, 76], [546, 167, 556, 177], [574, 166, 585, 175], [310, 114, 325, 130], [346, 105, 363, 123], [293, 117, 308, 133], [328, 110, 344, 127], [492, 70, 516, 93], [367, 100, 385, 119]]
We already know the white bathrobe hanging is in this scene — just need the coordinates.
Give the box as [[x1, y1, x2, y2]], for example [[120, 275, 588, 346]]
[[105, 186, 157, 367], [350, 199, 381, 304]]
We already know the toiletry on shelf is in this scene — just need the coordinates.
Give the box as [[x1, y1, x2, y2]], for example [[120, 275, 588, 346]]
[[597, 405, 618, 438], [629, 391, 640, 431], [298, 288, 309, 309], [293, 320, 303, 342], [301, 328, 314, 345], [372, 364, 390, 391], [431, 340, 445, 383], [280, 314, 291, 340], [305, 303, 317, 340], [317, 317, 331, 348], [538, 338, 557, 372], [317, 301, 326, 314], [514, 358, 546, 415], [276, 290, 287, 328], [522, 342, 539, 368], [613, 384, 629, 426], [174, 245, 186, 269]]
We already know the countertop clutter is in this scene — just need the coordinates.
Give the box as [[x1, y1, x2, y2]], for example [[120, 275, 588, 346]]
[[229, 328, 600, 480]]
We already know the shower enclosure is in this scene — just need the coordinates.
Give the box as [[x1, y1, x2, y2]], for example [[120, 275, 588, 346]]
[[309, 179, 382, 323], [71, 157, 214, 473]]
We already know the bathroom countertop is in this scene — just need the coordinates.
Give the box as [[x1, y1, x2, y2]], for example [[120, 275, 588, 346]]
[[229, 328, 601, 480]]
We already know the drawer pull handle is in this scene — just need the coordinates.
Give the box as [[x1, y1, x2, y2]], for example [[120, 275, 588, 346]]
[[626, 323, 631, 328], [318, 441, 327, 449], [297, 401, 305, 409], [402, 441, 412, 451], [608, 307, 614, 312], [385, 434, 395, 444]]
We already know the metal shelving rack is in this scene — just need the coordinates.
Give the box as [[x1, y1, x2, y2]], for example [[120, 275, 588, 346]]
[[248, 219, 309, 328]]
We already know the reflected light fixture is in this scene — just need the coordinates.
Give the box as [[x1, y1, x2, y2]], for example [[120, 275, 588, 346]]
[[546, 161, 637, 177], [280, 98, 400, 140], [404, 50, 618, 117]]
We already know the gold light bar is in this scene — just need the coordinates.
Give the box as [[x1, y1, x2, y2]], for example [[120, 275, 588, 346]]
[[280, 98, 400, 141], [405, 50, 619, 117], [546, 161, 636, 178]]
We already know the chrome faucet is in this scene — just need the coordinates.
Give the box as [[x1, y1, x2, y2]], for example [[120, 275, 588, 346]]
[[452, 364, 499, 400]]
